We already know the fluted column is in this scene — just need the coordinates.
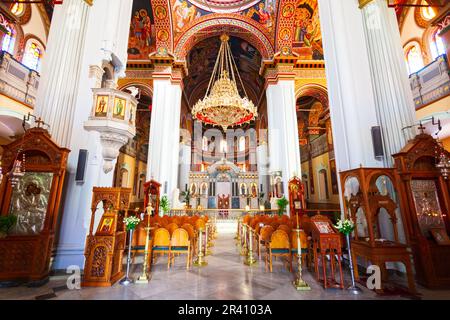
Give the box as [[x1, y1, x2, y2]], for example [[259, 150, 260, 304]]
[[265, 67, 301, 202], [33, 0, 134, 269], [34, 0, 91, 147], [256, 141, 269, 204], [147, 64, 183, 196], [359, 0, 416, 165]]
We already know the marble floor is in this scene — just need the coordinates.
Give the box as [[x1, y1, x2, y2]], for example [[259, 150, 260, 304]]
[[1, 233, 450, 300]]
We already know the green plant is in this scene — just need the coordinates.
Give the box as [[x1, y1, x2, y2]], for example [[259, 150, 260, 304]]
[[123, 216, 141, 231], [0, 215, 17, 235], [334, 218, 355, 235], [160, 195, 170, 215], [181, 190, 191, 204], [276, 197, 289, 216]]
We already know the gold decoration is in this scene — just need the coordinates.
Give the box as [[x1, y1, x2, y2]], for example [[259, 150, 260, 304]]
[[192, 34, 257, 131]]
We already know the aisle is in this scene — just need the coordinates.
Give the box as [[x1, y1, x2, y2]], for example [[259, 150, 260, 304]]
[[47, 233, 389, 300], [1, 232, 431, 300]]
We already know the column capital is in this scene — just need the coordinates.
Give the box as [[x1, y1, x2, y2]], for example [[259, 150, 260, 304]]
[[358, 0, 376, 9], [262, 56, 297, 87], [149, 55, 186, 87], [84, 0, 94, 6]]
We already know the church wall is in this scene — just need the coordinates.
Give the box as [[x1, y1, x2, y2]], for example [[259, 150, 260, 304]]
[[301, 151, 339, 206], [22, 5, 48, 46]]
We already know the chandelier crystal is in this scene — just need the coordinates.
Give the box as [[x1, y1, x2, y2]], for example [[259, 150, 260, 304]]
[[192, 34, 257, 131]]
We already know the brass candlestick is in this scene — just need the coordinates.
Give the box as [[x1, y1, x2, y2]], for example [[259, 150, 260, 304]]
[[240, 223, 248, 256], [205, 222, 212, 255], [235, 217, 241, 241], [292, 228, 311, 291], [244, 225, 257, 266], [193, 228, 208, 266], [136, 205, 153, 284]]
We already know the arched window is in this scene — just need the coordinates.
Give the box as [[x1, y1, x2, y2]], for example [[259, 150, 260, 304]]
[[1, 25, 16, 55], [10, 1, 25, 17], [405, 44, 424, 74], [421, 2, 436, 21], [239, 136, 245, 152], [22, 40, 43, 71], [430, 30, 446, 60]]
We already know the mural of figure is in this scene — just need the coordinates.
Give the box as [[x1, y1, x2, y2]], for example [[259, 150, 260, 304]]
[[141, 11, 152, 47], [246, 2, 274, 31], [173, 0, 198, 33]]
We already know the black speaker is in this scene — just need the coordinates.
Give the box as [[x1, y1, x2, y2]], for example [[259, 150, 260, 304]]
[[75, 149, 88, 183], [371, 126, 384, 159]]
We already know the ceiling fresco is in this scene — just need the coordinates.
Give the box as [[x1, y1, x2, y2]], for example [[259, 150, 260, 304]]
[[171, 0, 277, 35], [126, 0, 324, 61]]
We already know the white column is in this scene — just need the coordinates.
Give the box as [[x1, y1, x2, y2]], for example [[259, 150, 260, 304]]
[[256, 142, 269, 203], [147, 73, 182, 196], [360, 0, 416, 165], [179, 142, 191, 193], [266, 76, 301, 199], [33, 0, 133, 269], [318, 0, 382, 173]]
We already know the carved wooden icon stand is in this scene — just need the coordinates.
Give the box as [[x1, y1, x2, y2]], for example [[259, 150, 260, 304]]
[[340, 167, 417, 294], [82, 187, 131, 287], [0, 127, 69, 284], [393, 133, 450, 288], [288, 176, 306, 217], [310, 214, 344, 289]]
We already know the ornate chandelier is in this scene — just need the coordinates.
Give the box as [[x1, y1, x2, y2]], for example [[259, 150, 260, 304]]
[[192, 34, 257, 131]]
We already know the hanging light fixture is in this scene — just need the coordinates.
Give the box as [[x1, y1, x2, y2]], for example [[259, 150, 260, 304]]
[[435, 139, 450, 179], [192, 34, 257, 131]]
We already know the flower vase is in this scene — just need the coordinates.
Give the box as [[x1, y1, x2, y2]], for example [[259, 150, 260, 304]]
[[119, 228, 134, 286], [346, 233, 362, 294]]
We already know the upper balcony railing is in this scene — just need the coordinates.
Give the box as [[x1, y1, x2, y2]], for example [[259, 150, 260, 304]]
[[0, 51, 40, 108], [410, 54, 450, 110]]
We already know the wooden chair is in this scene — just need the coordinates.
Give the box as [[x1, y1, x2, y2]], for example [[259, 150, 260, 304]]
[[258, 225, 274, 258], [151, 228, 171, 269], [166, 223, 179, 236], [270, 221, 280, 230], [278, 224, 292, 235], [182, 223, 197, 256], [169, 228, 191, 269], [265, 230, 292, 272]]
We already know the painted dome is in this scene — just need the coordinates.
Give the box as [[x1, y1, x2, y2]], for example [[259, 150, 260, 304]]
[[188, 0, 262, 13]]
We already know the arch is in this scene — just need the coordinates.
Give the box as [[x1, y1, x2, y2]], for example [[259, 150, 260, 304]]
[[296, 84, 328, 109], [118, 81, 153, 97], [404, 40, 424, 74], [174, 14, 274, 60], [21, 36, 45, 71]]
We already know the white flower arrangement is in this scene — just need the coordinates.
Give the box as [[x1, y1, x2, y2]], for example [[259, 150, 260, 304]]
[[335, 218, 355, 235], [123, 216, 141, 231]]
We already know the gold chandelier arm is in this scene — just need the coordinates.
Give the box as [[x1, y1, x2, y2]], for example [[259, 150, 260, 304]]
[[205, 40, 223, 98], [228, 37, 249, 99]]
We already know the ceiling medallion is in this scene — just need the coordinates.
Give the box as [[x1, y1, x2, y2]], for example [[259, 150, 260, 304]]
[[192, 34, 257, 131]]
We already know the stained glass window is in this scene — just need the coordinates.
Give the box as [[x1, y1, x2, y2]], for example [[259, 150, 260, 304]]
[[22, 41, 42, 71], [1, 25, 15, 54], [430, 31, 446, 60], [10, 2, 25, 17], [406, 45, 424, 74]]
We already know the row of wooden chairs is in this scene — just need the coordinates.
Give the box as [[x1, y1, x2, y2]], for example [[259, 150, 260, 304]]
[[149, 215, 214, 270], [241, 214, 312, 273]]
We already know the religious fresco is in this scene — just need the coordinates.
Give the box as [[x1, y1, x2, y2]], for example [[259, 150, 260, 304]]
[[171, 0, 277, 36], [127, 0, 156, 60], [291, 0, 323, 59]]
